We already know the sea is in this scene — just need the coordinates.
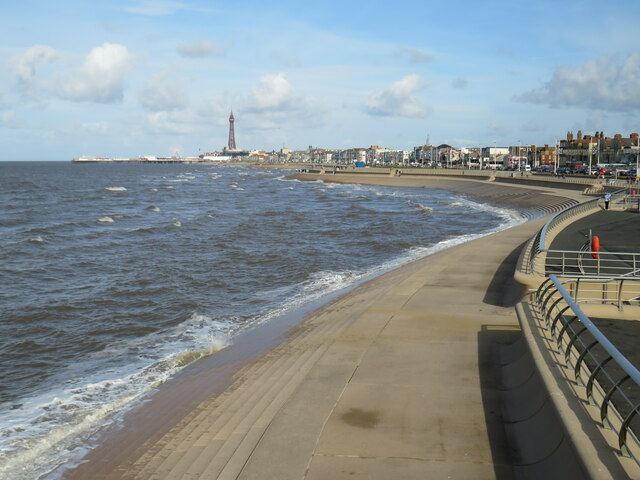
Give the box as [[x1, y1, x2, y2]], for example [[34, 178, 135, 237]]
[[0, 161, 525, 479]]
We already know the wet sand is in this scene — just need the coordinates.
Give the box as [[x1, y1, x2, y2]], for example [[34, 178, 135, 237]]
[[65, 174, 589, 480]]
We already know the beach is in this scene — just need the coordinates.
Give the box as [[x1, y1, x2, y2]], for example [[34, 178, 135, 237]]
[[60, 173, 590, 479]]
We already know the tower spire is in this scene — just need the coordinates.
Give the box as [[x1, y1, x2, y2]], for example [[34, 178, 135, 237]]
[[227, 110, 236, 150]]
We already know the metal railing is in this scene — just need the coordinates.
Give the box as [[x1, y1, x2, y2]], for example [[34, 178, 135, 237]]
[[535, 275, 640, 463], [526, 189, 630, 276], [557, 275, 640, 310], [618, 194, 640, 211], [525, 196, 601, 274], [545, 250, 640, 278]]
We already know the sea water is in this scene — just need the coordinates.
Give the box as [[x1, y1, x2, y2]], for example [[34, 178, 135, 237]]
[[0, 162, 524, 479]]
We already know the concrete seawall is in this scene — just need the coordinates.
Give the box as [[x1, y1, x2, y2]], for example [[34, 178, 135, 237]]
[[65, 174, 632, 479]]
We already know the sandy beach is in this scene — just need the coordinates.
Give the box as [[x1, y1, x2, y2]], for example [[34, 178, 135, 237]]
[[65, 174, 590, 480]]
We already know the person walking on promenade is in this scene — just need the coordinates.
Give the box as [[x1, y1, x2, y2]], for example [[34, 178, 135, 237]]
[[604, 192, 612, 210]]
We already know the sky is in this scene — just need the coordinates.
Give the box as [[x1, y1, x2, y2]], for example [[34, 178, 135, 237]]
[[1, 0, 639, 160]]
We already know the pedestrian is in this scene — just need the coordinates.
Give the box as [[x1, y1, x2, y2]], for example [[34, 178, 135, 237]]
[[604, 192, 612, 210]]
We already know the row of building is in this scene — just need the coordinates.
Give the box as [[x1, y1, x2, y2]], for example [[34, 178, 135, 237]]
[[236, 131, 639, 170]]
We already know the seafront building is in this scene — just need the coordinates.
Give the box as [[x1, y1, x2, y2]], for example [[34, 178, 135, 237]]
[[71, 112, 639, 176]]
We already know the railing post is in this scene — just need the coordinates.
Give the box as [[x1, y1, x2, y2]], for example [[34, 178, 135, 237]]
[[600, 375, 631, 428], [619, 404, 640, 457], [618, 279, 624, 311]]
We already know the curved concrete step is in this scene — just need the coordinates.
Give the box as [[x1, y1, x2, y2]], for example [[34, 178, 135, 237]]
[[159, 347, 318, 479], [129, 350, 294, 479], [201, 343, 330, 480], [135, 352, 294, 479], [134, 310, 352, 479]]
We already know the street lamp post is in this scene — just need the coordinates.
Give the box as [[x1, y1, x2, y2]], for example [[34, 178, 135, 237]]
[[635, 137, 640, 182]]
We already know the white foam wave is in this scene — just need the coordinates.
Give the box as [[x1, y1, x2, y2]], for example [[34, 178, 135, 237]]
[[97, 217, 114, 223], [447, 196, 524, 226], [28, 236, 45, 243], [411, 202, 433, 214], [105, 187, 127, 192], [0, 314, 233, 480], [173, 221, 182, 227], [146, 205, 161, 212]]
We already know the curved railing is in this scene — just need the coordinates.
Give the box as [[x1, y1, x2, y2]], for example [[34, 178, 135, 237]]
[[526, 190, 629, 275], [535, 275, 640, 463]]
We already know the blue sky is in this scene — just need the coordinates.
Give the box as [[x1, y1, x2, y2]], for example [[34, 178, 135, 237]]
[[1, 0, 639, 160]]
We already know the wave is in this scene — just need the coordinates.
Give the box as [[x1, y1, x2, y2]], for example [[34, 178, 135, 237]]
[[146, 206, 161, 212], [0, 313, 232, 480], [28, 236, 45, 244], [0, 164, 529, 480], [173, 221, 182, 227], [408, 201, 433, 214], [96, 217, 114, 223], [105, 187, 127, 192]]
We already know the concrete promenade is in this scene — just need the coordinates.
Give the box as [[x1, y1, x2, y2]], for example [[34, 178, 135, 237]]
[[66, 175, 615, 479]]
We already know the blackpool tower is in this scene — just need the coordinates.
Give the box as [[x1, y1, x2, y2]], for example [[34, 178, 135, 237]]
[[227, 110, 237, 150]]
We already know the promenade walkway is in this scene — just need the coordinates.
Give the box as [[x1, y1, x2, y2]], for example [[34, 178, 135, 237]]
[[550, 210, 640, 253], [66, 178, 606, 479]]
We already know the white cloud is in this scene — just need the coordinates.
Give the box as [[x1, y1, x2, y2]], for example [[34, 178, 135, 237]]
[[241, 73, 325, 129], [139, 74, 188, 111], [177, 41, 222, 58], [11, 45, 60, 89], [246, 73, 298, 112], [365, 74, 427, 117], [518, 52, 640, 112], [58, 43, 134, 103]]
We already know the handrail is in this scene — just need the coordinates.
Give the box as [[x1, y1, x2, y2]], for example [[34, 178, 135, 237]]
[[539, 197, 601, 251], [534, 274, 640, 461], [526, 189, 629, 275], [555, 275, 640, 309], [546, 276, 640, 383]]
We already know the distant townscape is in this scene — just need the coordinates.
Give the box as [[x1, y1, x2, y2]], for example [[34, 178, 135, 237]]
[[73, 112, 639, 178]]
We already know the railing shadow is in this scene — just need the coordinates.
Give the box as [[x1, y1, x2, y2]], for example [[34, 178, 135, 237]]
[[477, 325, 521, 480], [483, 241, 529, 307]]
